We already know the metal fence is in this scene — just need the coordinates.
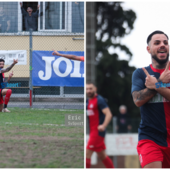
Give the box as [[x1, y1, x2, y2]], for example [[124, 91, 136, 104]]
[[0, 1, 84, 109]]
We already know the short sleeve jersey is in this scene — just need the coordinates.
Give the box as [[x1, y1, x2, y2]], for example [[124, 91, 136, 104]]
[[86, 94, 108, 137], [131, 64, 170, 147]]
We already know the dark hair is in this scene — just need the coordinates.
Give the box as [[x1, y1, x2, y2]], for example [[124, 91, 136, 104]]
[[27, 7, 33, 10], [147, 30, 169, 44], [0, 59, 5, 63], [86, 81, 96, 86]]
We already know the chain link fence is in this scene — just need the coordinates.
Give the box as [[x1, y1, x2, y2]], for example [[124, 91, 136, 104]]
[[0, 1, 84, 109]]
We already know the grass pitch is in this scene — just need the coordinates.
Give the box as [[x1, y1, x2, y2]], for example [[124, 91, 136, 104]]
[[0, 108, 84, 168]]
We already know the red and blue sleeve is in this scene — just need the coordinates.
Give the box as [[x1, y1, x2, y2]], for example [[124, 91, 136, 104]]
[[131, 68, 145, 94]]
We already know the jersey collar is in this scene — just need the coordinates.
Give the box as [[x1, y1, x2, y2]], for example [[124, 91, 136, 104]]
[[150, 64, 165, 74]]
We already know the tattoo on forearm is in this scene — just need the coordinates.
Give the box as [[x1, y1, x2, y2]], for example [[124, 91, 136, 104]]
[[6, 63, 15, 72], [0, 63, 15, 73], [132, 89, 157, 103]]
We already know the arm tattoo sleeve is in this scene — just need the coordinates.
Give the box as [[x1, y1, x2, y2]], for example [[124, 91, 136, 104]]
[[0, 63, 15, 74], [132, 88, 157, 103]]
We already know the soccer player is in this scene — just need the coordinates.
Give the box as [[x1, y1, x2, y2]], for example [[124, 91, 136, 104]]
[[131, 30, 170, 168], [0, 59, 14, 112], [52, 50, 84, 62], [86, 82, 114, 168], [0, 59, 18, 112]]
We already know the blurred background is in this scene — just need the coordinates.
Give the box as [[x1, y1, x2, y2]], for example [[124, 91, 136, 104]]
[[86, 1, 170, 168]]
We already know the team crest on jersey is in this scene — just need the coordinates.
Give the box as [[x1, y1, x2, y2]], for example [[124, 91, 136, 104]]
[[89, 104, 93, 108]]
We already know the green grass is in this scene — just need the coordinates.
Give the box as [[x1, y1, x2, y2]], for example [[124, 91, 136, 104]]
[[0, 108, 84, 168]]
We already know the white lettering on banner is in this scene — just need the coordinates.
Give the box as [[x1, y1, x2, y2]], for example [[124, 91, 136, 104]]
[[70, 60, 81, 77], [38, 56, 84, 80], [53, 58, 72, 77], [38, 57, 55, 80]]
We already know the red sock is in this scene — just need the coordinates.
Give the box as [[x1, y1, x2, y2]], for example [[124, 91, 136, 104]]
[[86, 158, 91, 168], [102, 156, 114, 168], [4, 89, 12, 105]]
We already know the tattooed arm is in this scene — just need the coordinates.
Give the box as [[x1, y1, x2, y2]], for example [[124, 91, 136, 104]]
[[132, 89, 157, 107], [131, 67, 158, 107], [142, 64, 170, 102], [132, 62, 170, 107], [0, 59, 18, 74]]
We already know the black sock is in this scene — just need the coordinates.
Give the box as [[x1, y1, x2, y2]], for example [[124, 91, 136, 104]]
[[4, 104, 7, 108]]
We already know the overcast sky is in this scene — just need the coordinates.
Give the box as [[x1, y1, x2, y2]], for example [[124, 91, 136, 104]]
[[114, 1, 170, 68]]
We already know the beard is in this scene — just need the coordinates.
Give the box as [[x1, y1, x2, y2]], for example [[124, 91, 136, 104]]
[[152, 53, 169, 65], [87, 92, 95, 98]]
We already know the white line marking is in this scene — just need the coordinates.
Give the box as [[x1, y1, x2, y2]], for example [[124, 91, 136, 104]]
[[5, 122, 65, 126]]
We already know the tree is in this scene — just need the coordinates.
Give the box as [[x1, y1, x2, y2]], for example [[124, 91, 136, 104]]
[[95, 2, 140, 129]]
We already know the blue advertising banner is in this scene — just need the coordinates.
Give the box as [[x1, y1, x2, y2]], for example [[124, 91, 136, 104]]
[[32, 51, 84, 87]]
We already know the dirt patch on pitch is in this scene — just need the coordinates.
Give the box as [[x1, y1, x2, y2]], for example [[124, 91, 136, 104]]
[[0, 128, 84, 168], [0, 137, 83, 168]]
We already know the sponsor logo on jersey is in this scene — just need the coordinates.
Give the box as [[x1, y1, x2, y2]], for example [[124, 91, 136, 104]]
[[86, 110, 94, 116], [148, 93, 170, 103]]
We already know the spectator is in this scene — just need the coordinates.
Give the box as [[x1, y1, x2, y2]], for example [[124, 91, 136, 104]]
[[0, 7, 10, 33], [117, 105, 132, 133], [20, 2, 40, 31]]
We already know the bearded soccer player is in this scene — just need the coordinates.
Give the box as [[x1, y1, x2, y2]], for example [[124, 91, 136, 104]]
[[0, 59, 18, 112], [86, 82, 114, 168], [0, 59, 14, 112], [131, 31, 170, 168], [52, 50, 84, 62]]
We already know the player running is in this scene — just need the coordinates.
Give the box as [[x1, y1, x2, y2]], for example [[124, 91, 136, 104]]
[[52, 50, 84, 62], [132, 30, 170, 168], [86, 82, 114, 168], [0, 59, 14, 112], [0, 59, 18, 112]]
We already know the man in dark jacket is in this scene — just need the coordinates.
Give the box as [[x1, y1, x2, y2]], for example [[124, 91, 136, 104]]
[[20, 2, 39, 31], [117, 105, 132, 133]]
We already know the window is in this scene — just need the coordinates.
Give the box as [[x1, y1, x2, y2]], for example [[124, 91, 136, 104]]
[[71, 2, 84, 33], [39, 2, 84, 33], [0, 1, 84, 34], [0, 2, 18, 33], [40, 2, 64, 31], [39, 2, 71, 32]]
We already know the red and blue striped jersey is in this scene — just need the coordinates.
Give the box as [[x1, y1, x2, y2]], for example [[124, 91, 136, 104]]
[[131, 64, 170, 147], [86, 94, 108, 137]]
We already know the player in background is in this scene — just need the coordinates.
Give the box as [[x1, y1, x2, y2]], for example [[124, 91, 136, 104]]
[[132, 31, 170, 168], [0, 59, 18, 112], [0, 59, 14, 112], [86, 82, 114, 168], [52, 50, 84, 62]]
